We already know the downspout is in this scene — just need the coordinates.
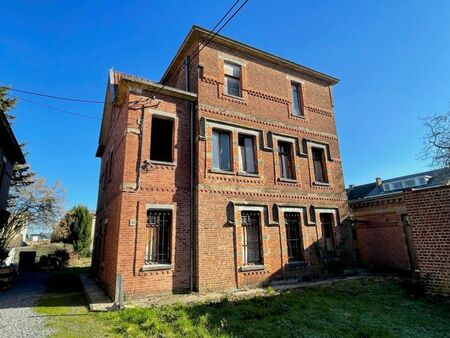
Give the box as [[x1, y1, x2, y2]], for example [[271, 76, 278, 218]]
[[185, 55, 196, 292]]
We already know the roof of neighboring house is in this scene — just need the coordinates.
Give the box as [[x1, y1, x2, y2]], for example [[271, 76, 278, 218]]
[[161, 25, 339, 86], [346, 168, 450, 202], [0, 111, 25, 164]]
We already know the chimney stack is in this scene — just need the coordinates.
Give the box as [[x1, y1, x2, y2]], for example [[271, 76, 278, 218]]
[[376, 177, 383, 186]]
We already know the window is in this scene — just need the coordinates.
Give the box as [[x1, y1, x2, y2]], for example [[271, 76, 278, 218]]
[[238, 135, 256, 173], [212, 130, 231, 171], [242, 211, 262, 265], [284, 212, 303, 261], [146, 210, 171, 264], [107, 151, 113, 180], [224, 62, 241, 97], [320, 213, 335, 255], [312, 148, 328, 183], [401, 214, 410, 226], [150, 117, 174, 162], [291, 82, 304, 116], [278, 141, 294, 179]]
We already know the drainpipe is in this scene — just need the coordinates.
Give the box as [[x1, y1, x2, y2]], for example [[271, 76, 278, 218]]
[[185, 55, 196, 292]]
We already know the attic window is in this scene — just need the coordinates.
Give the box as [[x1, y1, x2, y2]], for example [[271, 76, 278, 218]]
[[150, 117, 174, 163], [382, 175, 431, 191]]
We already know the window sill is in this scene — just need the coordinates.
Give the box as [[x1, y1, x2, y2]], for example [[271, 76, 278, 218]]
[[239, 264, 265, 272], [290, 113, 306, 119], [148, 160, 176, 166], [313, 181, 330, 187], [278, 178, 298, 183], [141, 264, 172, 271], [209, 168, 235, 175], [222, 92, 244, 101], [237, 171, 260, 178]]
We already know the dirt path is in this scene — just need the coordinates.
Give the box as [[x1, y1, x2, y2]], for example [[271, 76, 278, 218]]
[[0, 272, 52, 338]]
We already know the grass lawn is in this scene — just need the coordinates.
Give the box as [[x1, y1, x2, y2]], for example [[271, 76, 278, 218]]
[[35, 271, 450, 338]]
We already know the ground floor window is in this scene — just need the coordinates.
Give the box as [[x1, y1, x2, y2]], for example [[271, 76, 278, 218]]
[[320, 213, 335, 255], [241, 211, 262, 265], [146, 210, 171, 264], [284, 212, 303, 261]]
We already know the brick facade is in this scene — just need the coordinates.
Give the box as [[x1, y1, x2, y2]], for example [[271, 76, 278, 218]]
[[92, 26, 352, 299], [404, 186, 450, 296]]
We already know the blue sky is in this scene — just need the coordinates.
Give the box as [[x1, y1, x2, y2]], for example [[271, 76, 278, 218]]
[[1, 0, 449, 211]]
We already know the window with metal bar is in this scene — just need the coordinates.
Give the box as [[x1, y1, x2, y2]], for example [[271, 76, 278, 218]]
[[284, 212, 303, 261], [146, 210, 171, 264], [241, 211, 262, 265]]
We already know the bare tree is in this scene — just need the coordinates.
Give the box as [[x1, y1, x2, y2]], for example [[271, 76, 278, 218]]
[[0, 177, 65, 249], [420, 110, 450, 168]]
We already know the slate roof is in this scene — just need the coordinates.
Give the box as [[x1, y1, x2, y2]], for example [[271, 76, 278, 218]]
[[346, 168, 450, 201]]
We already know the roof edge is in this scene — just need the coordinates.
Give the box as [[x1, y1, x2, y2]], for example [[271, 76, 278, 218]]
[[161, 25, 339, 86], [0, 111, 25, 164]]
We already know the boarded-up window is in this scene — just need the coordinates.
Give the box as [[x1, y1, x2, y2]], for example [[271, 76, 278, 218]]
[[146, 210, 171, 264]]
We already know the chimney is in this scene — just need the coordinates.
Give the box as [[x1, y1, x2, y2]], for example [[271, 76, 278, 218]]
[[375, 177, 383, 186]]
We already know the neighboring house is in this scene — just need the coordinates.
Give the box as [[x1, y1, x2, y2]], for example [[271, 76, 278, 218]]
[[92, 26, 351, 299], [0, 111, 25, 231], [27, 232, 51, 243], [347, 168, 450, 273]]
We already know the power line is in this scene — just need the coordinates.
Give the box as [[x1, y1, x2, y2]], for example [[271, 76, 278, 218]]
[[14, 96, 102, 120], [0, 86, 108, 104], [156, 0, 249, 95]]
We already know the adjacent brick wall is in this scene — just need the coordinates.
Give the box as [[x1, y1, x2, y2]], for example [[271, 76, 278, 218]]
[[405, 185, 450, 296]]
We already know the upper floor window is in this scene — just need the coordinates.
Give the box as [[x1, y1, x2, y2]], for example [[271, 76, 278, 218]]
[[291, 82, 304, 116], [107, 151, 113, 180], [278, 141, 294, 180], [284, 212, 303, 261], [150, 117, 174, 163], [312, 147, 328, 183], [238, 135, 256, 174], [242, 211, 262, 265], [212, 130, 231, 171], [146, 210, 172, 264], [224, 62, 241, 97]]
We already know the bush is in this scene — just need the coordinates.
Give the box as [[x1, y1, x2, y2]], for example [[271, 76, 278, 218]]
[[38, 249, 70, 270]]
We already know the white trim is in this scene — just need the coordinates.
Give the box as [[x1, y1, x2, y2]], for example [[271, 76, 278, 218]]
[[145, 204, 175, 210], [273, 134, 296, 145], [279, 206, 305, 214], [147, 108, 178, 120], [316, 208, 337, 215], [218, 52, 247, 66], [286, 74, 305, 85], [208, 120, 259, 136], [237, 205, 265, 212], [308, 141, 328, 151]]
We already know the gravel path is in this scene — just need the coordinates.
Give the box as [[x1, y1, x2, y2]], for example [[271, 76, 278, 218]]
[[0, 272, 52, 338]]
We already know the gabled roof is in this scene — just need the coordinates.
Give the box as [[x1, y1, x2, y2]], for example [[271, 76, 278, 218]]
[[346, 168, 450, 202], [0, 111, 25, 164], [161, 25, 339, 86]]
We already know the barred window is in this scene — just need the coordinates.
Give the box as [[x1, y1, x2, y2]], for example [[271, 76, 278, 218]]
[[146, 210, 171, 264], [242, 211, 262, 265], [284, 212, 303, 261]]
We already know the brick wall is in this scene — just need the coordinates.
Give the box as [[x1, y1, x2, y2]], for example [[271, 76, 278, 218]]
[[405, 185, 450, 296], [350, 197, 412, 271], [93, 30, 352, 298]]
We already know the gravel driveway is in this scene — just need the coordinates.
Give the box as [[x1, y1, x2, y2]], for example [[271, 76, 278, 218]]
[[0, 272, 52, 337]]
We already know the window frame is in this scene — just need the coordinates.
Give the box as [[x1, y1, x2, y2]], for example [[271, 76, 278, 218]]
[[145, 209, 172, 265], [238, 134, 257, 174], [149, 115, 175, 164], [224, 61, 242, 98], [278, 141, 295, 180], [311, 147, 328, 184], [212, 129, 232, 172], [291, 82, 304, 116], [319, 213, 335, 256], [241, 211, 262, 265], [284, 212, 304, 262]]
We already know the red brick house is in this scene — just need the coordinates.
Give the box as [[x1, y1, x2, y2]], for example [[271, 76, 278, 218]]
[[347, 168, 450, 274], [92, 26, 352, 299]]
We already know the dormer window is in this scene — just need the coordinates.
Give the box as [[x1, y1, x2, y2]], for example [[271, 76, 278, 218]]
[[383, 175, 431, 191]]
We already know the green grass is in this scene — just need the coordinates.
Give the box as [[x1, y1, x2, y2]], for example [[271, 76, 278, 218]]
[[35, 272, 450, 338], [34, 267, 116, 337]]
